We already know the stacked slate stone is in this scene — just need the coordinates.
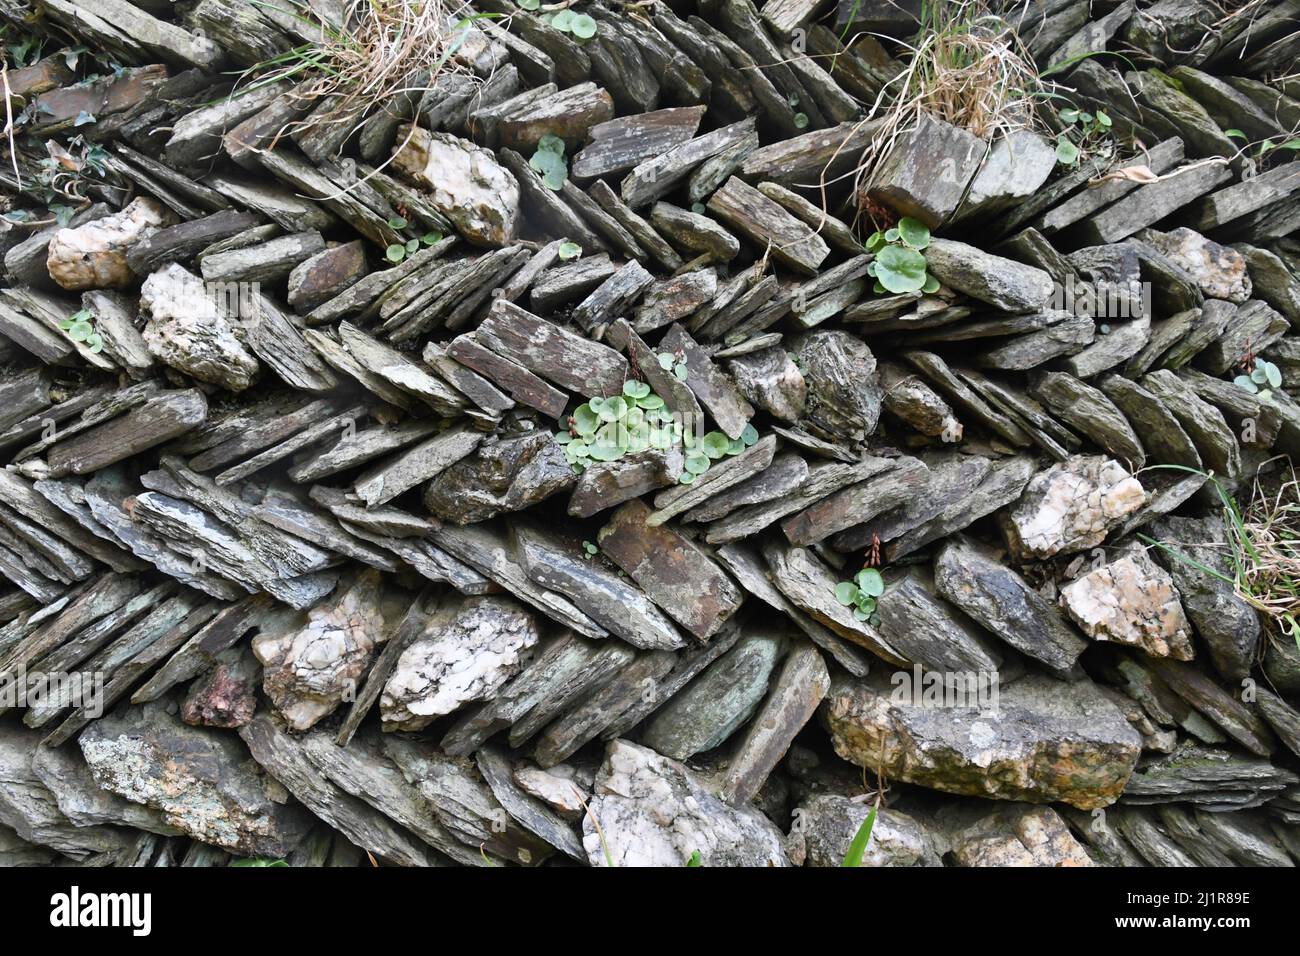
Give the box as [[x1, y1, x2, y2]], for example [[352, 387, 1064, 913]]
[[0, 0, 1297, 868]]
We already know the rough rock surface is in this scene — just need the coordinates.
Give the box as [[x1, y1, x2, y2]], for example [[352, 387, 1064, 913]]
[[47, 197, 175, 290], [392, 126, 520, 246], [583, 740, 790, 866], [79, 700, 312, 857], [139, 263, 261, 391], [1000, 456, 1146, 560], [380, 597, 540, 731], [822, 673, 1143, 810], [254, 571, 386, 731], [1060, 547, 1195, 660], [792, 794, 938, 867]]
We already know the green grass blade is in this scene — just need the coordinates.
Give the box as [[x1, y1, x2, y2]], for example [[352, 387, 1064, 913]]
[[841, 804, 877, 867]]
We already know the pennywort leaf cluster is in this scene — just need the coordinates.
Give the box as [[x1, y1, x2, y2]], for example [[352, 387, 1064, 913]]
[[865, 217, 939, 294]]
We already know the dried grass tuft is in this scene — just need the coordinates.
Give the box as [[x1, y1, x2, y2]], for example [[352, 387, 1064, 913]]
[[846, 0, 1054, 228], [244, 0, 481, 144]]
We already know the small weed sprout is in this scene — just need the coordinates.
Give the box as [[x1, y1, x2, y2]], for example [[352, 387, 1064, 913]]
[[1234, 358, 1282, 404], [529, 134, 568, 191], [865, 216, 938, 294], [1053, 107, 1114, 167], [384, 215, 441, 263], [58, 308, 103, 353], [834, 567, 884, 623], [556, 380, 677, 474]]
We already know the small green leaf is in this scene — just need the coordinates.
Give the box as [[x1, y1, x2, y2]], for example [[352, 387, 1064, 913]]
[[385, 243, 406, 263], [1055, 138, 1080, 165], [874, 245, 928, 293], [740, 423, 759, 446], [570, 13, 597, 40], [685, 850, 702, 867], [1265, 362, 1282, 388], [855, 568, 884, 597], [554, 431, 572, 444], [834, 581, 859, 606], [922, 273, 940, 294], [677, 471, 696, 484], [1234, 375, 1258, 393], [841, 805, 877, 867], [793, 112, 809, 129], [73, 110, 96, 127], [624, 380, 651, 399], [421, 231, 442, 245], [551, 9, 576, 30], [884, 227, 900, 243], [637, 393, 665, 410], [85, 332, 103, 353], [1059, 108, 1080, 124], [673, 362, 689, 381], [405, 238, 420, 253], [865, 231, 886, 253], [231, 858, 289, 867], [599, 396, 628, 422], [701, 432, 730, 458], [387, 215, 409, 229], [685, 452, 710, 475], [896, 216, 930, 250], [1224, 128, 1247, 140], [572, 403, 599, 436], [558, 240, 582, 260], [1095, 110, 1111, 128], [537, 133, 566, 155], [518, 0, 540, 9]]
